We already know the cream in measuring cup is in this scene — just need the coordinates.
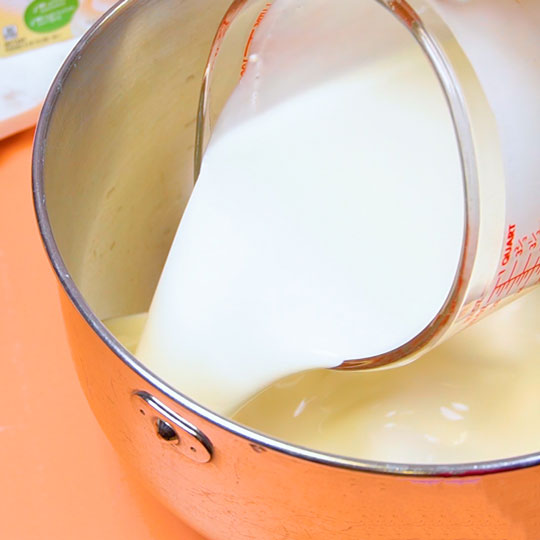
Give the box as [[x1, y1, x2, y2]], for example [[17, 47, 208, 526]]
[[131, 0, 538, 416], [137, 47, 465, 413]]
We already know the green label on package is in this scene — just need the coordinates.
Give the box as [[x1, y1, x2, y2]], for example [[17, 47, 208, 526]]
[[24, 0, 78, 33]]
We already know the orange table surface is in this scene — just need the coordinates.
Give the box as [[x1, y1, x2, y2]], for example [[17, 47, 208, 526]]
[[0, 130, 204, 540]]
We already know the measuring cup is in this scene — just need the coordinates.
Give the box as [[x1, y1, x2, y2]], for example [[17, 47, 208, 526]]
[[196, 0, 540, 370]]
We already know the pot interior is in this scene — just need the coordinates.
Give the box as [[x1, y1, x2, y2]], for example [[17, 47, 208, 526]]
[[42, 0, 232, 320], [36, 0, 540, 473]]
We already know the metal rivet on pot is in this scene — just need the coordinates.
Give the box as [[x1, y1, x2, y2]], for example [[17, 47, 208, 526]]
[[155, 418, 180, 444], [134, 391, 213, 463]]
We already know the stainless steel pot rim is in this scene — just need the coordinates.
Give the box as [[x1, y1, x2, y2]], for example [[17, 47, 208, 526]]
[[32, 0, 540, 478]]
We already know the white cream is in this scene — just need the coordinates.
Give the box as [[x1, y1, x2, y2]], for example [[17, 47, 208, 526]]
[[136, 47, 464, 414]]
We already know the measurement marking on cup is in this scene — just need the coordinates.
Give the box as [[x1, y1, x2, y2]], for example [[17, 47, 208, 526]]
[[487, 230, 540, 304], [492, 257, 540, 297], [518, 255, 533, 286], [502, 224, 516, 265], [240, 3, 272, 77], [463, 223, 540, 325]]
